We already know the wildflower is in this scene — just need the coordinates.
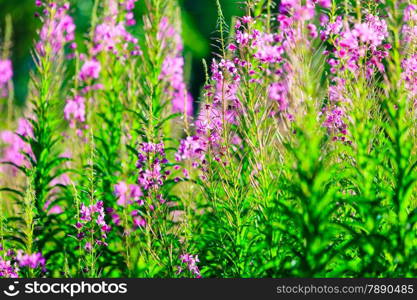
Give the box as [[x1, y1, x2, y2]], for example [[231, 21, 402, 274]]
[[79, 60, 101, 81], [353, 15, 388, 48], [178, 254, 201, 278], [160, 56, 193, 116], [269, 82, 289, 111], [0, 257, 18, 278], [158, 18, 193, 115], [84, 242, 92, 252], [47, 205, 63, 215], [77, 201, 111, 248], [317, 0, 331, 9], [16, 251, 46, 272], [307, 24, 318, 39], [320, 13, 390, 141], [64, 96, 86, 128], [0, 59, 13, 84], [402, 55, 417, 103], [136, 142, 169, 191], [322, 107, 348, 138], [91, 0, 140, 57], [175, 136, 207, 167], [228, 43, 237, 51], [35, 3, 76, 56], [114, 182, 143, 206], [133, 217, 146, 228], [0, 118, 34, 175], [253, 33, 285, 64]]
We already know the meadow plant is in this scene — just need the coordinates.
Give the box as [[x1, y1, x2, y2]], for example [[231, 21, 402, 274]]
[[2, 0, 417, 278]]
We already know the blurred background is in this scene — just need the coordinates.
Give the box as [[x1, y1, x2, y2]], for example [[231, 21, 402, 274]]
[[0, 0, 244, 106]]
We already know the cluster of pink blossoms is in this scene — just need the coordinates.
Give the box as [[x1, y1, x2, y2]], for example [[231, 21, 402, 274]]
[[158, 17, 193, 116], [175, 3, 332, 171], [136, 142, 171, 194], [0, 118, 34, 175], [177, 253, 201, 278], [91, 0, 140, 57], [34, 1, 82, 133], [114, 182, 142, 206], [35, 2, 76, 57], [175, 94, 244, 176], [76, 201, 111, 251], [112, 182, 146, 230], [320, 13, 390, 142], [401, 5, 417, 105], [111, 142, 176, 232], [64, 96, 86, 129], [175, 136, 206, 169], [16, 251, 46, 271], [0, 248, 18, 278], [0, 258, 18, 278], [0, 59, 13, 97], [0, 247, 46, 278], [65, 0, 141, 133], [402, 4, 417, 44], [323, 15, 390, 77], [228, 1, 328, 116]]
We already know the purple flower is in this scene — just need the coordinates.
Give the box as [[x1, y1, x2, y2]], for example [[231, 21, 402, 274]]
[[136, 142, 169, 191], [0, 59, 13, 84], [402, 55, 417, 103], [114, 181, 129, 206], [317, 0, 331, 9], [0, 257, 18, 278], [175, 136, 207, 168], [77, 201, 111, 249], [0, 118, 34, 175], [269, 82, 289, 111], [114, 182, 142, 206], [48, 205, 63, 215], [84, 242, 92, 252], [90, 2, 140, 57], [64, 95, 86, 127], [178, 253, 201, 278], [133, 217, 146, 228], [16, 251, 46, 271], [158, 18, 193, 116], [79, 60, 101, 81], [35, 3, 75, 56]]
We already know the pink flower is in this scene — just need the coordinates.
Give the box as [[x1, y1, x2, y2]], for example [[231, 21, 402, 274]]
[[317, 0, 331, 9], [36, 3, 75, 56], [78, 201, 110, 248], [269, 82, 289, 111], [158, 18, 193, 116], [16, 251, 46, 271], [178, 253, 201, 278], [0, 257, 18, 278], [114, 181, 129, 206], [0, 118, 34, 175], [0, 59, 13, 84], [84, 242, 92, 252], [114, 182, 142, 206], [64, 96, 86, 127], [79, 60, 101, 81], [133, 217, 146, 228], [48, 205, 63, 215]]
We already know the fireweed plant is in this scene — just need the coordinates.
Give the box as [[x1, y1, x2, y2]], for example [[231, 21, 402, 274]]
[[2, 0, 417, 278]]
